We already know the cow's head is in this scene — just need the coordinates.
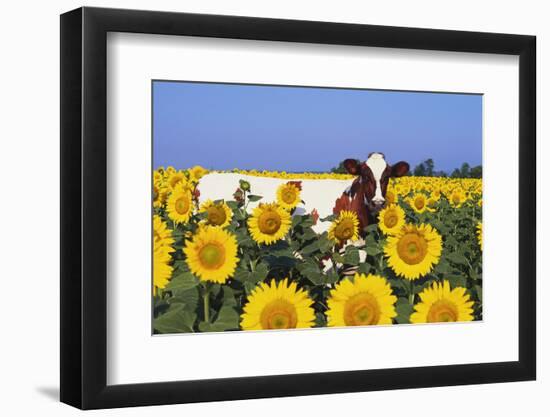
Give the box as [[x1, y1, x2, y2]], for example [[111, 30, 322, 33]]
[[343, 153, 409, 213]]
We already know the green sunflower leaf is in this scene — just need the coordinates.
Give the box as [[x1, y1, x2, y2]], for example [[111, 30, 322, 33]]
[[300, 241, 319, 255], [199, 306, 240, 332], [171, 287, 199, 312], [320, 214, 336, 222], [291, 215, 303, 228], [318, 236, 334, 254], [364, 224, 379, 234], [153, 304, 195, 334], [366, 243, 382, 257], [446, 274, 468, 288], [395, 299, 414, 324], [251, 262, 269, 282], [300, 216, 315, 228], [343, 246, 360, 266], [226, 201, 240, 210], [247, 194, 263, 202], [165, 271, 199, 291]]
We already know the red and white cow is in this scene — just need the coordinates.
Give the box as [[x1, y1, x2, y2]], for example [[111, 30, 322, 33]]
[[333, 152, 409, 234], [197, 153, 408, 235]]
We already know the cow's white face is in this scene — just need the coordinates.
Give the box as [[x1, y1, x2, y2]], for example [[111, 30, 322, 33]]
[[338, 154, 409, 224], [365, 152, 388, 206]]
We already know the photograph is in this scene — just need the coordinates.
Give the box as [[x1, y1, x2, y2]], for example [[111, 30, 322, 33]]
[[151, 81, 483, 334], [0, 0, 542, 414]]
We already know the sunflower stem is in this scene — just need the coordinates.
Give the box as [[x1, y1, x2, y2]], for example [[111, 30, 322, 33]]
[[203, 283, 211, 323], [409, 281, 415, 304], [243, 190, 249, 210]]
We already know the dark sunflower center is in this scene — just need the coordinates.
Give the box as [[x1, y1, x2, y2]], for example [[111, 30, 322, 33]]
[[334, 219, 355, 241], [258, 211, 282, 235], [260, 300, 298, 329], [344, 293, 380, 326], [397, 233, 428, 265], [175, 196, 190, 215], [281, 189, 296, 204], [198, 243, 225, 269], [206, 205, 227, 226], [384, 212, 398, 228], [427, 300, 458, 322]]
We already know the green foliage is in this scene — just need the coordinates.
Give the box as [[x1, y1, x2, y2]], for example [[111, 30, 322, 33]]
[[413, 159, 482, 178]]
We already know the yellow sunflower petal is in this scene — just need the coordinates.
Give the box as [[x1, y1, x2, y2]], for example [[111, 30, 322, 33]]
[[241, 278, 315, 330], [183, 226, 239, 284], [326, 273, 397, 327], [410, 280, 474, 323], [248, 203, 291, 245]]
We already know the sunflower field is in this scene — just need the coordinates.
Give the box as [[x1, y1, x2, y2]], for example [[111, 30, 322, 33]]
[[153, 166, 482, 334]]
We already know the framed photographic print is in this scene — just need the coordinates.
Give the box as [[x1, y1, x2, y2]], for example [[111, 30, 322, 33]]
[[60, 6, 536, 409]]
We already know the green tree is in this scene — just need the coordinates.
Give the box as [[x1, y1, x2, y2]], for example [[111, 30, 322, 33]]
[[424, 158, 434, 176], [469, 165, 482, 178], [413, 159, 435, 176], [450, 168, 460, 178], [413, 162, 426, 176], [460, 162, 471, 178]]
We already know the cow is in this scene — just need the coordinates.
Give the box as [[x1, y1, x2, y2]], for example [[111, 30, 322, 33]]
[[196, 153, 408, 235], [333, 152, 409, 234], [197, 173, 351, 234]]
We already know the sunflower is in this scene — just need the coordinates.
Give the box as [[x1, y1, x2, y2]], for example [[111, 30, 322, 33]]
[[394, 184, 405, 196], [248, 203, 291, 245], [241, 278, 315, 330], [200, 200, 233, 228], [153, 247, 173, 294], [167, 170, 188, 190], [166, 184, 193, 224], [477, 222, 482, 250], [408, 193, 427, 213], [449, 188, 467, 208], [384, 223, 442, 280], [153, 170, 164, 185], [385, 189, 397, 205], [410, 280, 474, 323], [153, 216, 175, 294], [328, 210, 360, 243], [378, 204, 405, 235], [326, 273, 397, 326], [153, 183, 169, 209], [431, 189, 441, 200], [188, 165, 208, 183], [426, 197, 438, 213], [183, 226, 238, 284], [276, 182, 301, 211], [153, 215, 175, 249]]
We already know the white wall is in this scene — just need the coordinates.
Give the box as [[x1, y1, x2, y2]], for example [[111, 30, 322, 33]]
[[0, 0, 545, 415]]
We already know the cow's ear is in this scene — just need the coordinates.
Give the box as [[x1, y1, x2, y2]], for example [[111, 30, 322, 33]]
[[343, 159, 360, 175], [391, 161, 409, 177]]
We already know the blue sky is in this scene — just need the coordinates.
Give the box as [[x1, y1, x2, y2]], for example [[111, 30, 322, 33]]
[[153, 81, 482, 173]]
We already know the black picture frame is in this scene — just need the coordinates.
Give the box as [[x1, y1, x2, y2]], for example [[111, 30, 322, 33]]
[[60, 6, 536, 410]]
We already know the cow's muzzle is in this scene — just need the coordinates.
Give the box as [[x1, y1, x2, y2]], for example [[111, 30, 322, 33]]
[[368, 200, 386, 213]]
